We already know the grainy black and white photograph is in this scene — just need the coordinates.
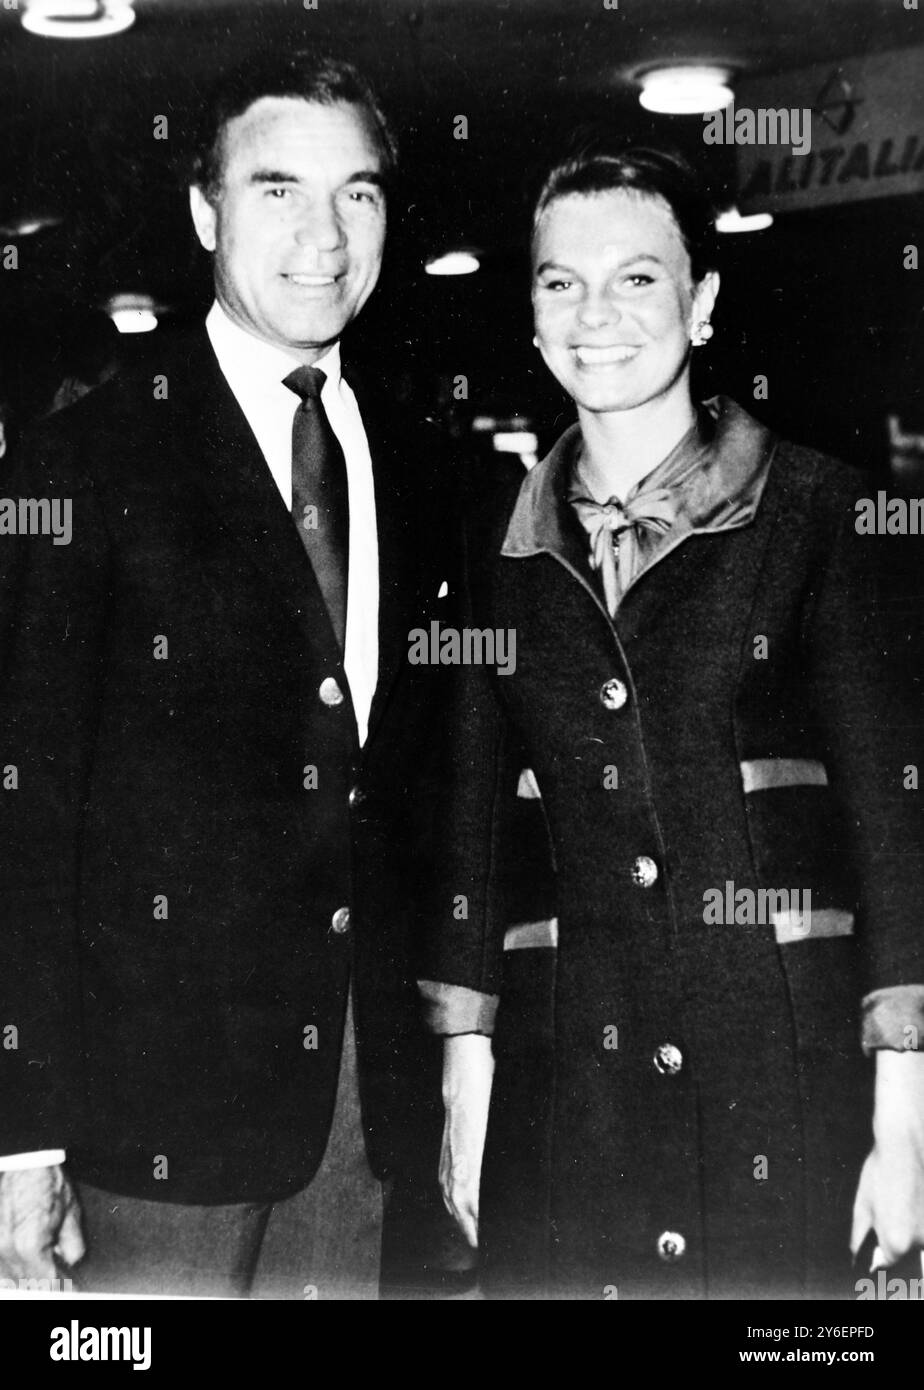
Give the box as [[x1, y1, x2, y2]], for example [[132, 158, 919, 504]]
[[0, 0, 922, 1360]]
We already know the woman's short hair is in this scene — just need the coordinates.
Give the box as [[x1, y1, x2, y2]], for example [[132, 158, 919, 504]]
[[191, 50, 398, 199], [532, 133, 718, 282]]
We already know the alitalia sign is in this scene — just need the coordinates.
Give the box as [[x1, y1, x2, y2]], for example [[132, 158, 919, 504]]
[[736, 46, 924, 211]]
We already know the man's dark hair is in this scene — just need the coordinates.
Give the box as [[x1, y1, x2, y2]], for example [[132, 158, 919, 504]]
[[532, 131, 718, 283], [191, 50, 398, 199]]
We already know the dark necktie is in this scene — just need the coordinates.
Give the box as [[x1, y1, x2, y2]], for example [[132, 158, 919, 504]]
[[283, 365, 349, 652]]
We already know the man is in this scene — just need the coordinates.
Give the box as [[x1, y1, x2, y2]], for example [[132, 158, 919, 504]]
[[0, 51, 453, 1299]]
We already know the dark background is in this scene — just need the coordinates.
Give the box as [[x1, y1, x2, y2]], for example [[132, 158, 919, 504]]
[[0, 0, 921, 472]]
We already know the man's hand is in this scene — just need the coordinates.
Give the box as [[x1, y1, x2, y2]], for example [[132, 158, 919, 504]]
[[439, 1033, 494, 1249], [851, 1049, 924, 1268], [0, 1165, 85, 1282]]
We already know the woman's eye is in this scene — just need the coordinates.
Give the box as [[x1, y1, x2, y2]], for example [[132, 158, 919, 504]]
[[625, 274, 654, 287], [266, 187, 291, 200], [541, 279, 573, 292]]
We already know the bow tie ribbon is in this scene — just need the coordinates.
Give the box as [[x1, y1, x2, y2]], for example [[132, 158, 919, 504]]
[[571, 487, 678, 614]]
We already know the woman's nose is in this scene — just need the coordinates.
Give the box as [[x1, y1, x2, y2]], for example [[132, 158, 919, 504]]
[[577, 290, 620, 330]]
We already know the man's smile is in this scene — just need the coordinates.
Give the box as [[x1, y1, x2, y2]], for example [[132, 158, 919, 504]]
[[282, 272, 343, 288]]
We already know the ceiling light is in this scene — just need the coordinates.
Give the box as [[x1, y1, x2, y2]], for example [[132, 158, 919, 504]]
[[0, 212, 62, 237], [105, 292, 158, 334], [22, 1, 136, 40], [716, 207, 774, 234], [493, 432, 539, 455], [425, 251, 480, 277], [638, 66, 733, 115]]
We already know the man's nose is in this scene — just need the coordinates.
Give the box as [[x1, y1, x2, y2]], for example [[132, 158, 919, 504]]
[[293, 200, 344, 252]]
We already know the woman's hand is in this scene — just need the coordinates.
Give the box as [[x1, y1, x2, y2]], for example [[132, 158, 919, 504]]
[[439, 1033, 495, 1248], [851, 1049, 924, 1267]]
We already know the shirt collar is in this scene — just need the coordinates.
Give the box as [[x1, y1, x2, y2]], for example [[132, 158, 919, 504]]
[[501, 395, 777, 563], [205, 300, 342, 394]]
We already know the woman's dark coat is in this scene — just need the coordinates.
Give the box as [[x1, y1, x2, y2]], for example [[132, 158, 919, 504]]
[[423, 398, 924, 1300]]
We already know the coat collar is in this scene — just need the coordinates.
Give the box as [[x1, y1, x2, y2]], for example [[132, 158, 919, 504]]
[[500, 395, 778, 606]]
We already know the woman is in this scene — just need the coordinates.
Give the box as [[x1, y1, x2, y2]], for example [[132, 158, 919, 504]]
[[420, 139, 924, 1300]]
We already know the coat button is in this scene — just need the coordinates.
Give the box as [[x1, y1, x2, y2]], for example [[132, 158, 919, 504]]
[[653, 1043, 683, 1076], [599, 677, 628, 711], [348, 785, 365, 808], [630, 855, 659, 888], [656, 1231, 686, 1262], [319, 676, 345, 707], [331, 906, 351, 935]]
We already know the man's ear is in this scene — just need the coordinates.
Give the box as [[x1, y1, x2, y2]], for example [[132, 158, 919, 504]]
[[189, 185, 218, 253], [692, 270, 720, 328]]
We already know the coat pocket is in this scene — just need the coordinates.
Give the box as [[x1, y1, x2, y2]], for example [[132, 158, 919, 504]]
[[740, 758, 858, 945]]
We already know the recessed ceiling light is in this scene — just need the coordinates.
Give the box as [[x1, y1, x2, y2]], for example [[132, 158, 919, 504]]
[[638, 66, 734, 115], [105, 292, 159, 334], [716, 207, 774, 234], [22, 1, 136, 41], [425, 251, 480, 277]]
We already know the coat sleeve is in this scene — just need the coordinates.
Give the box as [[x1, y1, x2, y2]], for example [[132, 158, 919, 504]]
[[804, 475, 924, 1051], [0, 424, 111, 1151], [417, 473, 521, 1035]]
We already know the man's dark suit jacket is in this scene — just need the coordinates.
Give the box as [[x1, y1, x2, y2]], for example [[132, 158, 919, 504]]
[[0, 327, 455, 1204]]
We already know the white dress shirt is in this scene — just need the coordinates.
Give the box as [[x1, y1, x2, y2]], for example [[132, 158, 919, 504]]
[[0, 304, 380, 1172]]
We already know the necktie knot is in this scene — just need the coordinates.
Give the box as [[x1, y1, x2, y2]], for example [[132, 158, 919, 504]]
[[283, 365, 326, 404]]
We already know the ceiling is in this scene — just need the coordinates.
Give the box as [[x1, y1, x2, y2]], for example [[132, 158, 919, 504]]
[[0, 1, 917, 282], [0, 0, 920, 429]]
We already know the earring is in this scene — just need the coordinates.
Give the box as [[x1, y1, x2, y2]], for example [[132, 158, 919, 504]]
[[532, 335, 539, 347], [691, 320, 713, 347]]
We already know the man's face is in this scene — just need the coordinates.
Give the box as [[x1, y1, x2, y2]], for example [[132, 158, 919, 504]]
[[190, 96, 387, 361], [531, 189, 717, 416]]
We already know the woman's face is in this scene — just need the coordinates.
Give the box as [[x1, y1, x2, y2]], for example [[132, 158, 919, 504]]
[[531, 188, 718, 417]]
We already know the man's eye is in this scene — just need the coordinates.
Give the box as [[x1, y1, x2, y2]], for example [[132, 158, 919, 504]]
[[346, 188, 380, 205], [265, 187, 291, 199], [541, 279, 573, 292], [625, 274, 654, 287]]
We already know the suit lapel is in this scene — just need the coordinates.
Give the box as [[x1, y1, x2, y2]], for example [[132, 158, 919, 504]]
[[172, 329, 346, 677]]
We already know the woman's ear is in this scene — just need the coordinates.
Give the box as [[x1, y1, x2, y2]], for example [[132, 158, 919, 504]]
[[692, 270, 720, 329]]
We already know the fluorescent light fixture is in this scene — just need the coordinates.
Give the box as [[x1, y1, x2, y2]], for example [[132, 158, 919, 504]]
[[111, 308, 157, 334], [425, 251, 480, 277], [106, 292, 158, 334], [22, 1, 136, 40], [472, 414, 531, 433], [493, 432, 539, 455], [716, 207, 774, 234], [638, 65, 733, 115]]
